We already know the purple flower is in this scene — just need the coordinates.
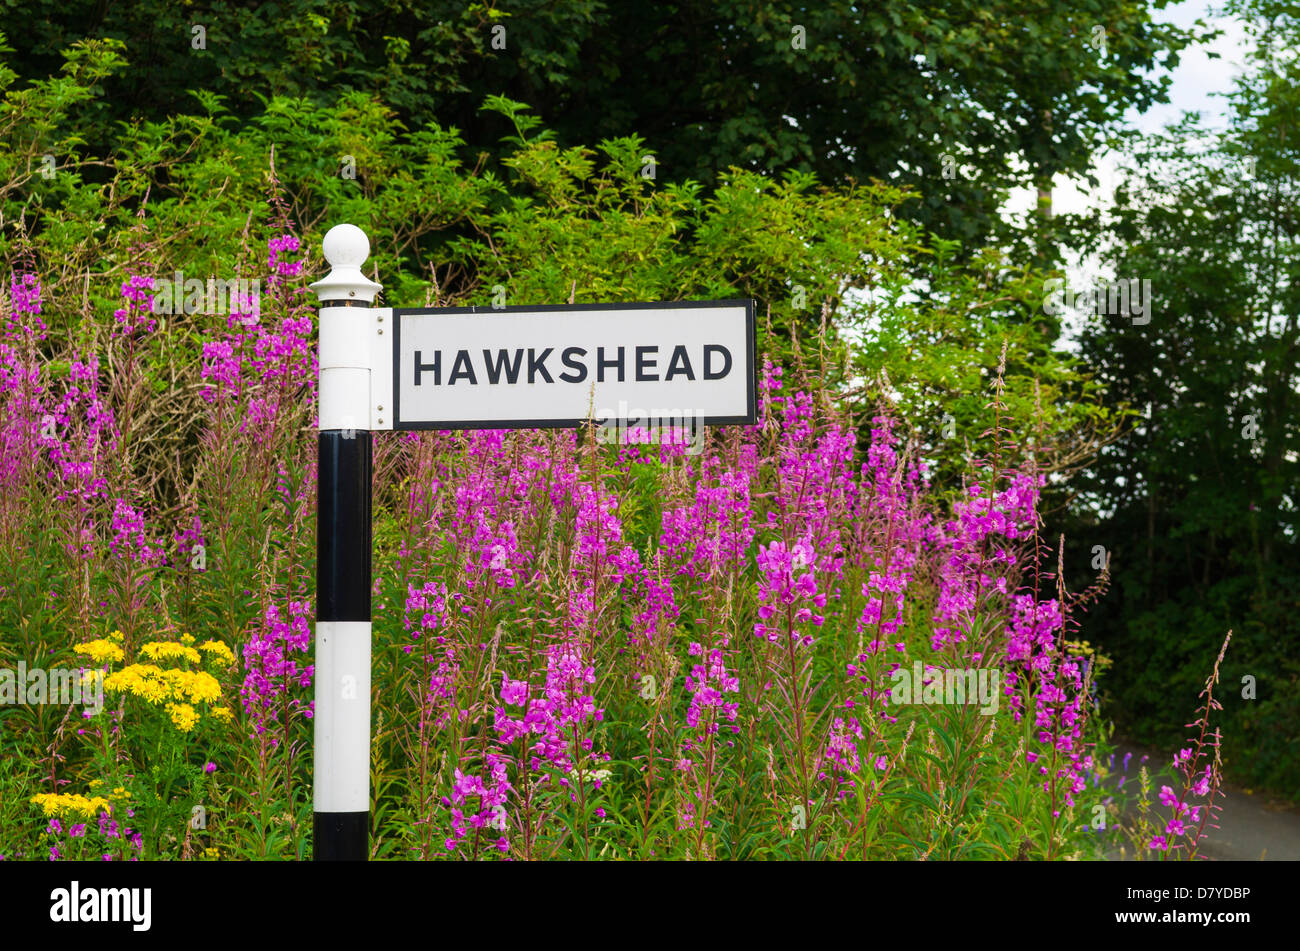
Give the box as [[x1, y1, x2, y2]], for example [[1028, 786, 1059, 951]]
[[240, 600, 314, 743], [500, 676, 528, 707], [112, 274, 157, 337]]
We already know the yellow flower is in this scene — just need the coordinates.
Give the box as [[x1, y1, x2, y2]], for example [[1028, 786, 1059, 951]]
[[103, 665, 222, 706], [165, 702, 200, 732], [164, 668, 222, 705], [110, 786, 132, 800], [203, 846, 220, 859], [104, 664, 174, 704], [198, 639, 236, 666], [210, 706, 234, 723], [30, 792, 112, 819], [74, 639, 124, 665], [141, 640, 202, 665], [108, 629, 124, 643], [180, 633, 196, 645]]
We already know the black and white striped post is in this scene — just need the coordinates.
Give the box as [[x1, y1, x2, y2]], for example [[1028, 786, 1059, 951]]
[[309, 225, 382, 861]]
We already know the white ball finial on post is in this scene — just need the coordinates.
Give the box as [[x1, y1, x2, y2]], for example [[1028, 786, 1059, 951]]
[[322, 223, 370, 270], [310, 223, 382, 302]]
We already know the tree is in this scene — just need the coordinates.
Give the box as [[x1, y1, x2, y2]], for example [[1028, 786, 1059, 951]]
[[1, 0, 1201, 257], [1064, 0, 1300, 793]]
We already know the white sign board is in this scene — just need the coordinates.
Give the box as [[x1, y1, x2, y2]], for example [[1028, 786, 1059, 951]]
[[391, 300, 755, 429]]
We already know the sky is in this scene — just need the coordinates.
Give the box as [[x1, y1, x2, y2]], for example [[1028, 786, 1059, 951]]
[[1009, 0, 1250, 221], [851, 2, 1253, 351], [1002, 0, 1253, 340], [1126, 0, 1250, 135]]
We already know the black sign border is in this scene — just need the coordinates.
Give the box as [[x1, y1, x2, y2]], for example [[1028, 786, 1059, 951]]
[[390, 298, 757, 431]]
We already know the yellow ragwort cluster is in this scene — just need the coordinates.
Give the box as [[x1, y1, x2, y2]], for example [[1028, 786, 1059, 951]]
[[141, 640, 203, 665], [198, 639, 236, 666], [86, 780, 131, 801], [75, 630, 236, 733], [165, 702, 201, 732], [103, 664, 222, 706], [30, 792, 112, 819], [73, 639, 125, 665]]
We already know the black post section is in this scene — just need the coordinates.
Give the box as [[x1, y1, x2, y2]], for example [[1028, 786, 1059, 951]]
[[313, 812, 369, 862], [317, 430, 372, 623], [314, 428, 372, 861]]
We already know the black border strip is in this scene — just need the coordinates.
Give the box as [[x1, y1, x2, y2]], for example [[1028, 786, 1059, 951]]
[[318, 299, 372, 308], [390, 298, 757, 431]]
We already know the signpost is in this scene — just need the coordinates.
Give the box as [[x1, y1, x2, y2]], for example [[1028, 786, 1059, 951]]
[[393, 301, 754, 430], [308, 224, 756, 860]]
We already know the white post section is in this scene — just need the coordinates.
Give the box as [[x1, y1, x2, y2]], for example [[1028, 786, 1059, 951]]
[[312, 621, 372, 811], [309, 225, 382, 860], [313, 225, 382, 431]]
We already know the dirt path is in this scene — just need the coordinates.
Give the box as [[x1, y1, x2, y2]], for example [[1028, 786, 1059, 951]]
[[1103, 740, 1300, 860]]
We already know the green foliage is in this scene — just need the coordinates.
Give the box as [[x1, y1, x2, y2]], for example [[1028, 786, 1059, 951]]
[[0, 31, 1107, 497], [1064, 0, 1300, 797], [0, 1, 1203, 257], [0, 8, 1268, 861]]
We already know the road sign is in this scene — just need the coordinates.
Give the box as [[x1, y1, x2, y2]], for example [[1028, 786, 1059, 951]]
[[391, 300, 756, 430], [308, 224, 759, 861]]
